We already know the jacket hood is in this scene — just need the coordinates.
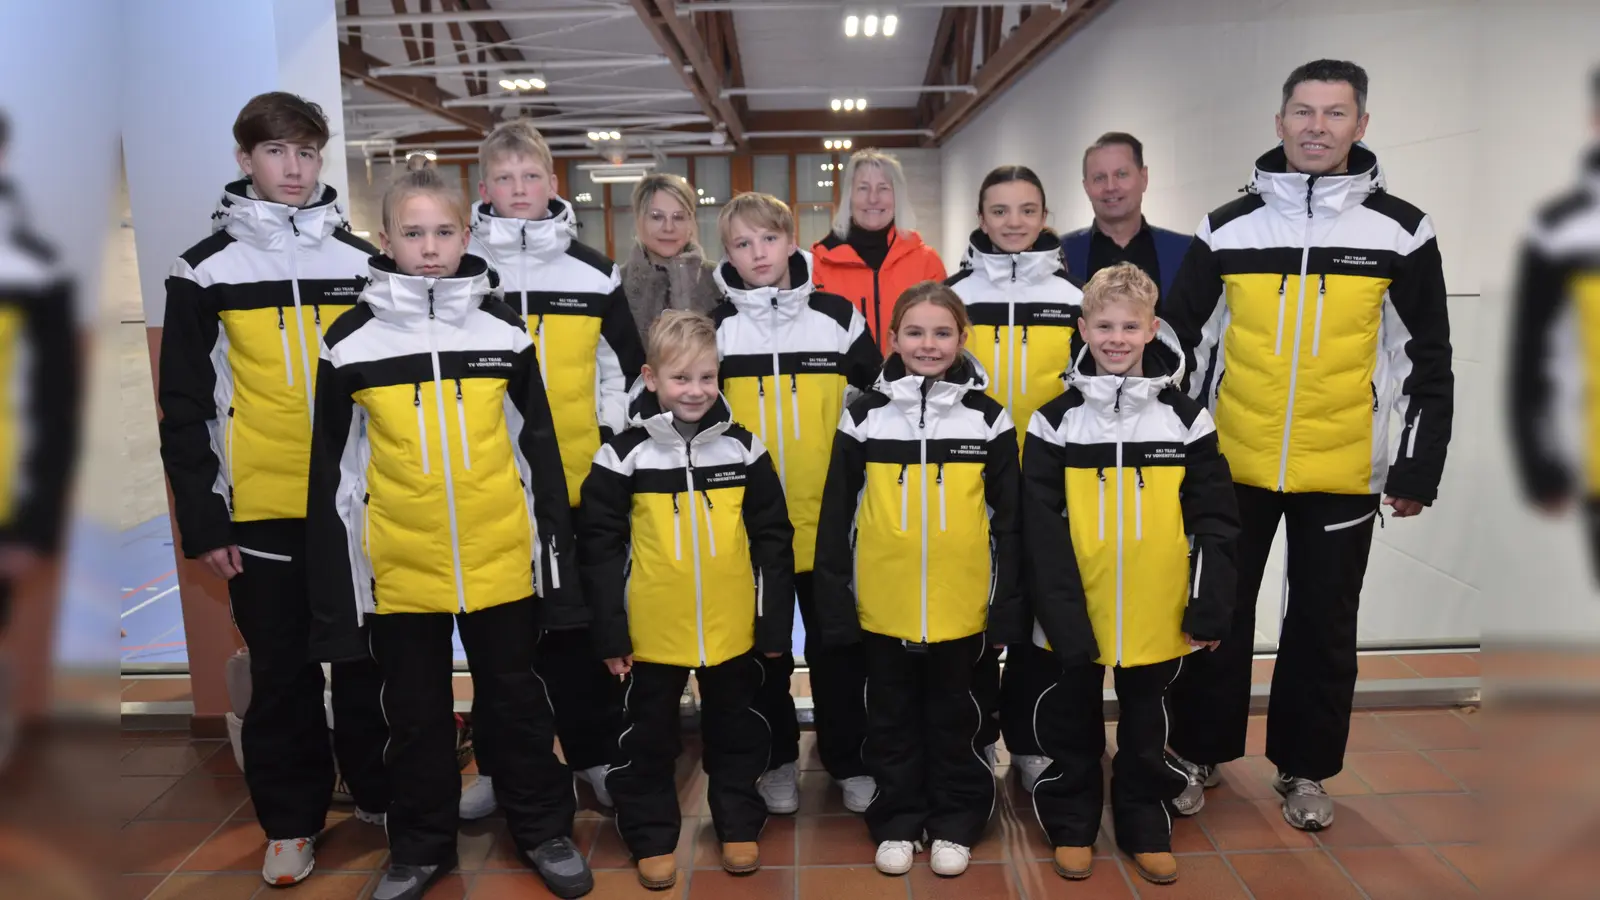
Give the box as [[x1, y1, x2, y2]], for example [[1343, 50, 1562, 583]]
[[1066, 319, 1186, 411], [360, 253, 496, 328], [625, 377, 734, 446], [213, 179, 349, 249], [714, 249, 815, 320], [1249, 143, 1383, 220], [470, 196, 576, 262], [814, 225, 930, 269], [871, 350, 989, 419], [961, 229, 1064, 284]]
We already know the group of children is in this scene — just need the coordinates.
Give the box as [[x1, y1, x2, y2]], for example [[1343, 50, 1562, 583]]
[[160, 91, 1239, 900]]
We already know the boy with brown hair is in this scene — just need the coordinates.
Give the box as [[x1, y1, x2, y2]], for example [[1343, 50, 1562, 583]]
[[461, 118, 643, 819], [158, 91, 387, 886]]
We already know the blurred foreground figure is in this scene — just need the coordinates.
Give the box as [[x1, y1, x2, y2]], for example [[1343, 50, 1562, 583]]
[[0, 111, 80, 767], [1509, 67, 1600, 576]]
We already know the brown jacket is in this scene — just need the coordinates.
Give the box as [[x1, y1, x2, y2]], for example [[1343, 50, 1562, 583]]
[[621, 243, 724, 338]]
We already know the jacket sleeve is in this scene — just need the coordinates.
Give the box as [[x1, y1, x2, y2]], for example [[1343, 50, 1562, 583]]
[[511, 341, 586, 628], [1020, 418, 1098, 667], [842, 310, 883, 403], [983, 410, 1026, 646], [156, 262, 235, 557], [1381, 219, 1454, 505], [577, 443, 634, 660], [1177, 410, 1239, 642], [597, 268, 647, 441], [305, 354, 367, 663], [811, 414, 867, 648], [922, 246, 948, 282], [1157, 217, 1227, 400], [742, 436, 796, 655], [7, 277, 79, 553], [1507, 232, 1573, 503]]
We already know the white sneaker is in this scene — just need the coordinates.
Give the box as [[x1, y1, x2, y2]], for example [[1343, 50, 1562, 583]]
[[262, 837, 315, 886], [353, 807, 386, 826], [835, 775, 876, 813], [575, 764, 613, 808], [930, 839, 971, 876], [1013, 754, 1052, 793], [459, 774, 498, 820], [874, 840, 915, 875], [757, 762, 799, 814], [983, 743, 999, 770]]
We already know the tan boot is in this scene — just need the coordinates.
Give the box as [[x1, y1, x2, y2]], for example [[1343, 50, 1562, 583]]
[[1131, 851, 1178, 884], [721, 841, 761, 874], [1052, 846, 1093, 880], [636, 855, 677, 890]]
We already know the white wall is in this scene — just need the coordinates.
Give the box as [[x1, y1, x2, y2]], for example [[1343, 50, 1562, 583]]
[[938, 0, 1537, 647]]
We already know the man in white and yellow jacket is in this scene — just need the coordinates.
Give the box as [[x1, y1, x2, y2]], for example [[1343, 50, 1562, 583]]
[[1160, 60, 1454, 832]]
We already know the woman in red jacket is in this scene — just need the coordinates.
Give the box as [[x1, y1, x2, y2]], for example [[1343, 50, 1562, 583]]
[[812, 149, 947, 354]]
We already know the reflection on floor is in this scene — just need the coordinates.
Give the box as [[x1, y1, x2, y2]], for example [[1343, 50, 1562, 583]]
[[117, 710, 1483, 899]]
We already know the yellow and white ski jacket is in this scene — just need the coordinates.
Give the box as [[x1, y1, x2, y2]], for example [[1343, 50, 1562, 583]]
[[1510, 146, 1600, 502], [579, 387, 795, 669], [712, 250, 882, 572], [305, 254, 579, 661], [1022, 325, 1239, 668], [812, 353, 1024, 648], [469, 198, 645, 508], [947, 230, 1084, 442], [159, 180, 374, 556], [1163, 144, 1453, 501]]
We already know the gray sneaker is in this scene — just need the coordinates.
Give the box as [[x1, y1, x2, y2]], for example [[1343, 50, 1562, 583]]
[[527, 836, 594, 898], [1274, 773, 1335, 831], [1168, 752, 1219, 816], [372, 863, 443, 900]]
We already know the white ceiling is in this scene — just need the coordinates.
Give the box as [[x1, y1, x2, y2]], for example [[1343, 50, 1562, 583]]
[[733, 6, 944, 111]]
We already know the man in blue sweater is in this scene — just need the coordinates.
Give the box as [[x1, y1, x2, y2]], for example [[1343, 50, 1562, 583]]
[[1063, 132, 1191, 297]]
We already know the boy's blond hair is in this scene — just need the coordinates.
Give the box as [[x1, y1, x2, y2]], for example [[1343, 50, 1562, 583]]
[[718, 192, 794, 246], [646, 310, 718, 371], [478, 118, 554, 176], [382, 167, 468, 235], [1081, 262, 1158, 320]]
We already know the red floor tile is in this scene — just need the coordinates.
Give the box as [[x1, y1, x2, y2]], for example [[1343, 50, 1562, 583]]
[[119, 821, 222, 874], [589, 815, 697, 870], [794, 771, 852, 815], [692, 814, 796, 868], [1395, 653, 1478, 678], [145, 872, 260, 899], [1308, 795, 1422, 848], [1244, 717, 1267, 756], [117, 874, 167, 900], [797, 865, 905, 900], [1196, 800, 1317, 852], [119, 741, 224, 778], [908, 861, 1019, 898], [795, 813, 876, 866], [135, 773, 250, 821], [1209, 757, 1279, 803], [1226, 850, 1365, 899], [178, 820, 264, 872], [1421, 749, 1485, 791], [1343, 752, 1462, 794], [1169, 815, 1215, 854], [1134, 854, 1250, 899], [309, 817, 390, 871], [474, 868, 590, 898], [1356, 655, 1421, 680], [1332, 846, 1476, 899], [1432, 843, 1488, 889], [1010, 859, 1137, 899], [453, 819, 504, 871], [1373, 712, 1480, 751], [1382, 793, 1482, 844], [117, 776, 182, 822], [254, 872, 375, 898], [686, 866, 795, 900], [1343, 714, 1412, 753]]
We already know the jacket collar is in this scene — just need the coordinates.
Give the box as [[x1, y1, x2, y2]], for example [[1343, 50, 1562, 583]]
[[627, 379, 734, 447], [871, 351, 989, 420], [470, 197, 576, 262], [361, 254, 494, 328], [961, 229, 1064, 284], [714, 249, 815, 325], [815, 226, 928, 269], [1249, 143, 1382, 220], [213, 179, 346, 250], [1066, 320, 1186, 413]]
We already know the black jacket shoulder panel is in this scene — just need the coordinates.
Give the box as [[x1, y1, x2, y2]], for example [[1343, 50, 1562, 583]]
[[179, 230, 237, 270], [1206, 193, 1267, 233], [321, 302, 374, 349], [807, 290, 857, 332], [331, 228, 380, 256], [1361, 190, 1428, 236], [1536, 186, 1596, 231], [1156, 387, 1207, 431], [604, 426, 652, 461], [843, 390, 890, 427], [723, 423, 758, 453], [1034, 388, 1085, 430], [944, 268, 975, 288], [480, 297, 526, 331], [960, 389, 1007, 427], [709, 301, 740, 326], [564, 240, 619, 278]]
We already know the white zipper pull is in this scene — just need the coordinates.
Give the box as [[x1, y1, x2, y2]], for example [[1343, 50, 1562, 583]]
[[1097, 468, 1106, 541], [702, 492, 717, 557], [454, 378, 472, 470], [414, 383, 431, 474], [278, 306, 294, 386]]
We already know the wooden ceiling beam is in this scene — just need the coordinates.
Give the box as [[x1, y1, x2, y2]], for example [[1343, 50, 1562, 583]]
[[339, 42, 496, 134], [625, 0, 743, 145], [917, 7, 962, 126], [391, 0, 423, 63]]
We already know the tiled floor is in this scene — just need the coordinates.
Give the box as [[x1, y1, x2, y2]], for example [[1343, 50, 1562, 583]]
[[119, 708, 1482, 899]]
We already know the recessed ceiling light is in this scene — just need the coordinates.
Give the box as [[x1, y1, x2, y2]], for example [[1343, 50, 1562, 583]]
[[883, 14, 898, 36], [863, 14, 878, 37], [844, 14, 859, 37], [856, 98, 867, 111], [529, 75, 546, 90], [513, 78, 533, 90], [831, 98, 842, 112], [843, 99, 855, 112], [499, 79, 516, 91], [587, 131, 600, 140]]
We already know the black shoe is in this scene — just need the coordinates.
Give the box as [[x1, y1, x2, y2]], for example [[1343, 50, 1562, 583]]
[[372, 861, 450, 900], [527, 836, 593, 898]]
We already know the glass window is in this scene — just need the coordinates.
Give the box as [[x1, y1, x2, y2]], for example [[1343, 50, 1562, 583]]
[[573, 208, 606, 252], [797, 204, 834, 251], [570, 168, 604, 209], [697, 209, 723, 262], [655, 157, 690, 179], [753, 155, 789, 201], [610, 207, 636, 259], [796, 153, 835, 203], [692, 156, 732, 206]]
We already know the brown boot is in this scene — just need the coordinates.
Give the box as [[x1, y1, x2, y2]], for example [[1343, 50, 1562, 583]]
[[721, 841, 761, 874], [1131, 851, 1178, 884], [1052, 846, 1093, 880], [636, 855, 677, 890]]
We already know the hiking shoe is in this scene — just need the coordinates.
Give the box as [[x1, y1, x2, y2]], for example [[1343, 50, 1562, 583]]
[[721, 841, 760, 874], [874, 840, 915, 875], [575, 764, 612, 808], [1131, 851, 1178, 884], [1012, 754, 1051, 793], [1275, 773, 1335, 831], [636, 854, 676, 890], [835, 775, 876, 813], [527, 836, 594, 898], [757, 762, 799, 814], [459, 774, 498, 820], [1168, 752, 1218, 816], [372, 863, 446, 900], [1052, 846, 1093, 880], [262, 837, 315, 885]]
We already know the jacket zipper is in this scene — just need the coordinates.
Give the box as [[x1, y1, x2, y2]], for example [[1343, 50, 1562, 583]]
[[789, 373, 801, 440], [413, 383, 431, 474], [1096, 468, 1106, 540], [755, 375, 768, 442], [525, 478, 541, 595], [898, 464, 908, 531], [872, 268, 882, 349], [671, 492, 683, 560], [1113, 381, 1126, 666], [683, 440, 708, 665], [991, 328, 1002, 395], [426, 286, 468, 613], [286, 215, 316, 417], [225, 407, 236, 510], [768, 297, 787, 484], [1371, 382, 1379, 412], [1134, 466, 1144, 540], [701, 491, 718, 557], [454, 378, 472, 470], [313, 304, 324, 347], [1005, 298, 1016, 409], [918, 394, 930, 644], [1272, 274, 1288, 355], [277, 306, 294, 385], [936, 463, 947, 532], [1311, 274, 1327, 357], [1020, 325, 1029, 395], [1277, 181, 1317, 491]]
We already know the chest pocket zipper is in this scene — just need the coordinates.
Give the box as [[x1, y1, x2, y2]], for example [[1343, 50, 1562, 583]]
[[1311, 274, 1327, 357], [1272, 274, 1289, 356], [992, 329, 1002, 393], [672, 493, 683, 561], [1134, 467, 1144, 540], [702, 492, 717, 557], [1097, 468, 1107, 540], [413, 383, 431, 474], [277, 307, 294, 385], [454, 378, 472, 471], [225, 407, 237, 509], [1020, 325, 1029, 395], [936, 463, 947, 532], [1371, 382, 1379, 412], [789, 374, 801, 440], [755, 376, 768, 441], [313, 304, 324, 348], [898, 465, 908, 532]]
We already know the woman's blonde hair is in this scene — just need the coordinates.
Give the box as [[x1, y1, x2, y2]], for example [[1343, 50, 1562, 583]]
[[889, 281, 970, 335], [631, 173, 700, 250], [646, 309, 718, 370], [831, 149, 917, 240], [381, 167, 468, 235]]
